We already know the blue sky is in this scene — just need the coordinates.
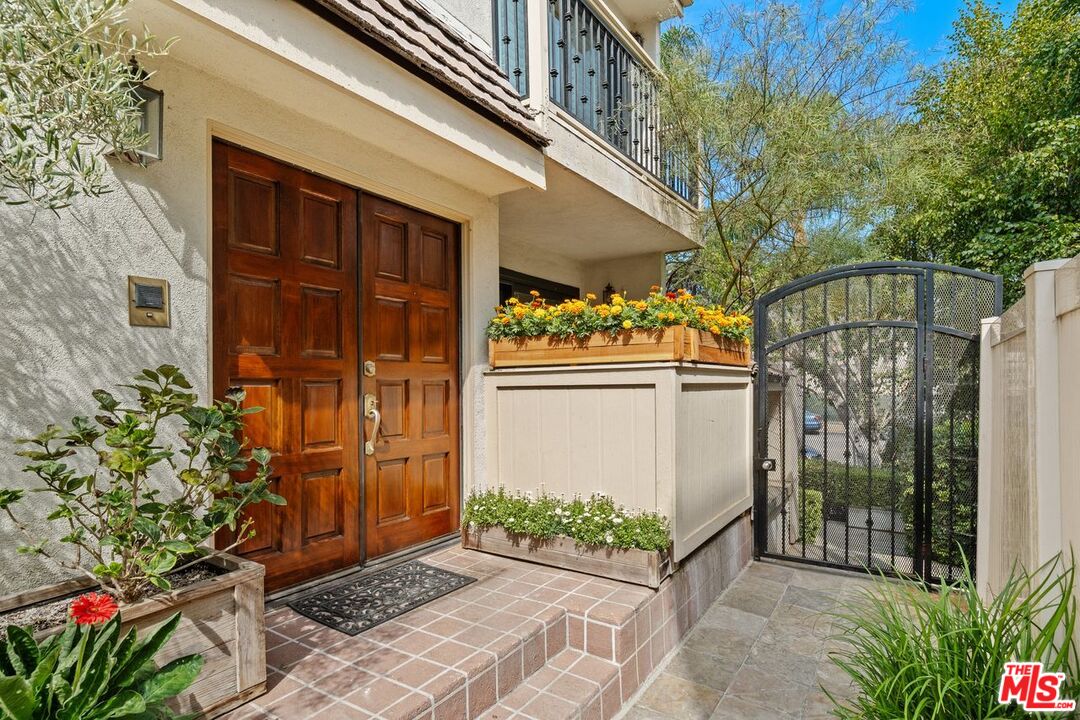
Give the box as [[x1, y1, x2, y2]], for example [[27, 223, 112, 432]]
[[671, 0, 1020, 64]]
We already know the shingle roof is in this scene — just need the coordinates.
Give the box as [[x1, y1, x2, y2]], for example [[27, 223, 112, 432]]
[[305, 0, 550, 148]]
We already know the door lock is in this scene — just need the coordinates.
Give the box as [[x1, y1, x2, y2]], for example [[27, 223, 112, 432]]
[[363, 360, 376, 377], [759, 458, 777, 472]]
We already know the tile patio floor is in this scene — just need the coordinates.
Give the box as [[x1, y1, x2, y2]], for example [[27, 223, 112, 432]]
[[219, 543, 662, 720], [620, 562, 872, 720]]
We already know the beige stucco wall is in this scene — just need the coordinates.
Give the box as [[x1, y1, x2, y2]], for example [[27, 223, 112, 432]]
[[0, 47, 508, 593], [499, 237, 666, 302]]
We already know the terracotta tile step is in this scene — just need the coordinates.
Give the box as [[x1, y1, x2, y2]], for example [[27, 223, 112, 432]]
[[475, 648, 622, 720]]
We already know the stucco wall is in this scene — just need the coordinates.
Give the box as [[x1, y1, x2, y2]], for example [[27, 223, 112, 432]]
[[0, 55, 500, 594], [499, 239, 664, 301]]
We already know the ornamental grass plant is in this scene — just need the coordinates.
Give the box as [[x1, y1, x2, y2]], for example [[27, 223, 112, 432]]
[[486, 287, 752, 342], [464, 488, 670, 552], [828, 553, 1079, 719]]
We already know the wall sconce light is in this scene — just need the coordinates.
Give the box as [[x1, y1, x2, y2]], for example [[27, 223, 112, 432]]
[[602, 283, 615, 304], [133, 83, 164, 163]]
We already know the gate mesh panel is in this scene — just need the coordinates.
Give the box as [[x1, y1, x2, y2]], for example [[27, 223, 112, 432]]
[[757, 265, 998, 581], [929, 332, 980, 582]]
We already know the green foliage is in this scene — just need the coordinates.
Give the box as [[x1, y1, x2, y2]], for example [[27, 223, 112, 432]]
[[0, 611, 201, 720], [0, 0, 171, 209], [2, 366, 283, 602], [798, 488, 823, 544], [660, 0, 917, 312], [828, 553, 1079, 719], [801, 459, 901, 519], [876, 0, 1080, 304], [463, 488, 671, 552]]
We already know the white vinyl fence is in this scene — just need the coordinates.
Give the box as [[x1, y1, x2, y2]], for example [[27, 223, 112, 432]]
[[978, 255, 1080, 596]]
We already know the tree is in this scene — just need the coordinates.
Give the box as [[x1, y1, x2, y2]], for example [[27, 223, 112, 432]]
[[875, 0, 1080, 304], [0, 0, 168, 209], [660, 0, 923, 313]]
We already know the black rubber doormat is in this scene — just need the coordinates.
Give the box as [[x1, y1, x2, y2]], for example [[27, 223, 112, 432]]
[[287, 560, 476, 636]]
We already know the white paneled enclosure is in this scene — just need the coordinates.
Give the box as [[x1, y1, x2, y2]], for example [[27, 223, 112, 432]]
[[482, 362, 753, 561]]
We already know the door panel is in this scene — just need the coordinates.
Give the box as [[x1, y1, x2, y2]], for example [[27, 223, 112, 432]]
[[362, 197, 460, 558], [212, 142, 361, 591]]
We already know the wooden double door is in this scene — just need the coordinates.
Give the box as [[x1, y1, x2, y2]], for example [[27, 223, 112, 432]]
[[212, 142, 460, 591]]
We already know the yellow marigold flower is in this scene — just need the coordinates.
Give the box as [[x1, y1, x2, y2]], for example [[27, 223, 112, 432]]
[[530, 290, 540, 297], [611, 304, 623, 315], [586, 292, 597, 300], [709, 325, 720, 334], [622, 320, 633, 329], [501, 317, 511, 324], [535, 309, 546, 318], [507, 297, 519, 305]]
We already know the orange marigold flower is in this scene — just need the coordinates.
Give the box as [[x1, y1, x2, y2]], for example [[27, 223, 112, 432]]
[[529, 290, 540, 297], [650, 284, 661, 292], [586, 292, 597, 300], [70, 592, 118, 625]]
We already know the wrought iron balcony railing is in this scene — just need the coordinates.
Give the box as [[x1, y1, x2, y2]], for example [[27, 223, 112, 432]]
[[493, 0, 529, 96], [546, 0, 696, 205]]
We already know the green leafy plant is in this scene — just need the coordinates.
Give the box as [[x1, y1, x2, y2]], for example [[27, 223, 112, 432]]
[[464, 488, 671, 552], [797, 488, 822, 544], [0, 593, 202, 720], [0, 365, 283, 602], [828, 553, 1079, 719], [1, 0, 172, 209]]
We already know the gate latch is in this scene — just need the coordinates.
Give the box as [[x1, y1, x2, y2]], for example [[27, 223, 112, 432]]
[[759, 458, 777, 472]]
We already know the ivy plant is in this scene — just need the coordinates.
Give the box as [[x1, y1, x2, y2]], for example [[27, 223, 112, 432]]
[[0, 365, 282, 602]]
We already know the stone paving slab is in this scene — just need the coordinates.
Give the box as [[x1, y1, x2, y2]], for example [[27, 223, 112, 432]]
[[619, 562, 874, 720]]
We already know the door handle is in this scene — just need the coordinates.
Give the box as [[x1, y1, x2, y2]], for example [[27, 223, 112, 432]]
[[364, 394, 381, 456]]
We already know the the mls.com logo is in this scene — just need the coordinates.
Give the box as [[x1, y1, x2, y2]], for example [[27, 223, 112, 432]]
[[998, 662, 1077, 712]]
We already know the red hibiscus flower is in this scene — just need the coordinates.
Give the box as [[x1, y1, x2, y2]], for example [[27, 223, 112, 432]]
[[69, 592, 118, 625]]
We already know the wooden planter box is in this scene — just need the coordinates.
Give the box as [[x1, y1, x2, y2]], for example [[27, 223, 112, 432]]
[[462, 527, 671, 588], [0, 554, 266, 718], [489, 326, 749, 368]]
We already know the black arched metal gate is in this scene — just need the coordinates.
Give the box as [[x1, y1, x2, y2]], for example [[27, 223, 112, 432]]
[[752, 262, 1002, 582]]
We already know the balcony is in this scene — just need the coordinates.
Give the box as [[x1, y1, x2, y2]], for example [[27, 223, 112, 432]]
[[492, 0, 697, 205]]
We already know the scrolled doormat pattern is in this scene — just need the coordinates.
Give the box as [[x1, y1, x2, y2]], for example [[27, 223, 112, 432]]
[[287, 560, 475, 636]]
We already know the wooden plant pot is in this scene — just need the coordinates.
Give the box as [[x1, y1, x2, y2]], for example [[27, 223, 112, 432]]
[[0, 554, 266, 718], [462, 527, 671, 589], [488, 326, 750, 369]]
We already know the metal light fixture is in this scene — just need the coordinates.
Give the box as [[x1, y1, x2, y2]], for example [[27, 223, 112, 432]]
[[602, 283, 615, 304], [133, 83, 164, 163]]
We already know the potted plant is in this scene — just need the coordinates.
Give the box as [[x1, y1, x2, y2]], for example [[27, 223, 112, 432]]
[[0, 592, 203, 719], [0, 366, 282, 717], [461, 489, 672, 588], [487, 287, 752, 368]]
